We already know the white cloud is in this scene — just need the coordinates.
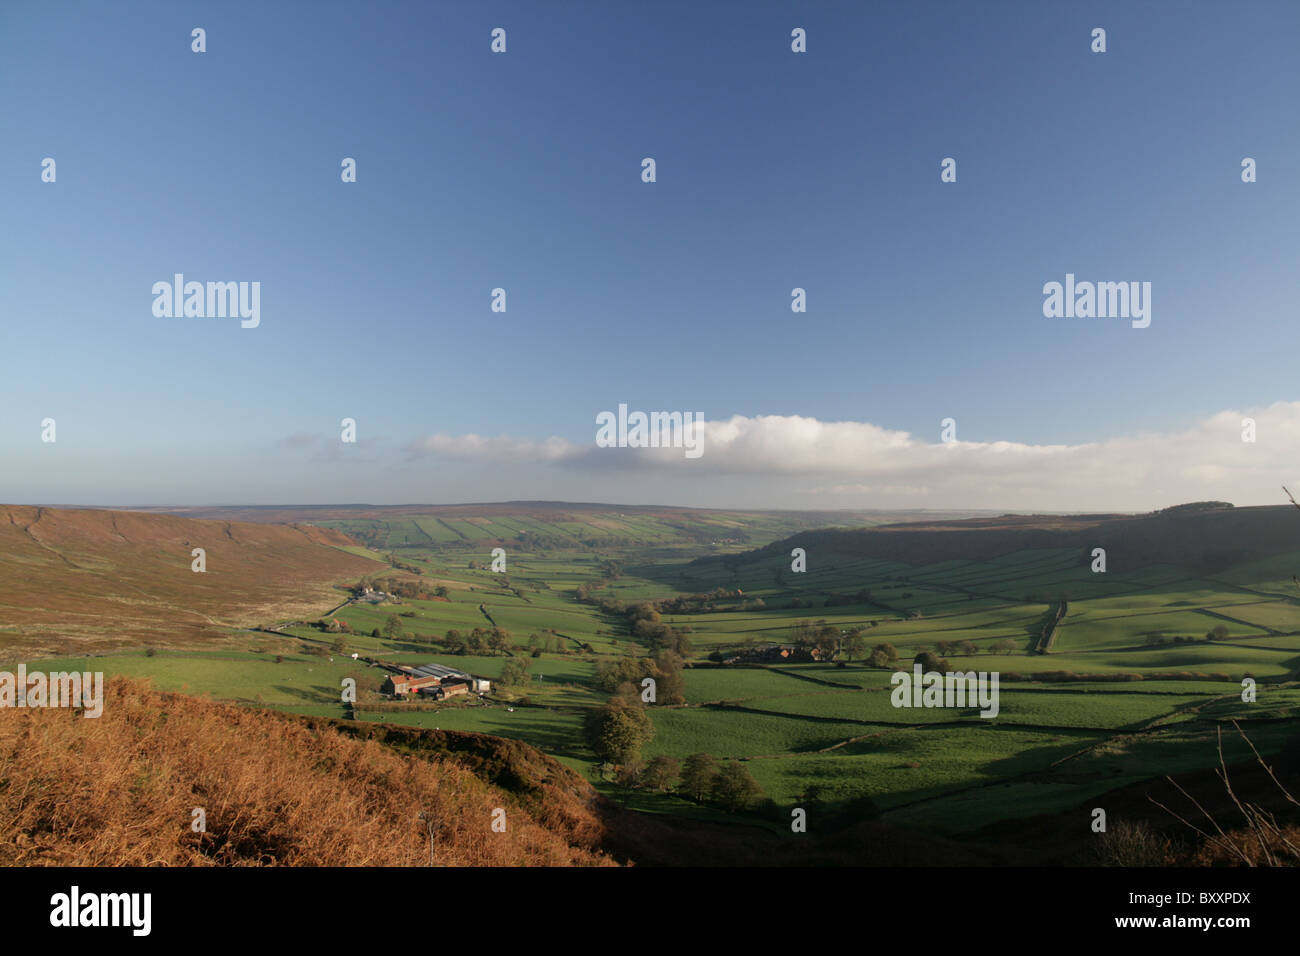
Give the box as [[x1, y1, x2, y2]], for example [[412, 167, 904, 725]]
[[399, 401, 1300, 510], [406, 433, 582, 463]]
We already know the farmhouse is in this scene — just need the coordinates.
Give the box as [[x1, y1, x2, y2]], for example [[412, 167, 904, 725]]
[[381, 672, 440, 696], [733, 643, 825, 664], [382, 662, 491, 697]]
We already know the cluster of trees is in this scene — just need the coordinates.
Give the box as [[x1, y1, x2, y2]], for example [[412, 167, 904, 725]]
[[386, 556, 424, 575], [934, 639, 978, 656], [908, 644, 1016, 671], [789, 620, 849, 658], [860, 639, 1016, 670], [584, 694, 655, 764], [576, 585, 742, 619], [648, 588, 744, 615], [525, 631, 572, 656], [1145, 633, 1196, 646], [440, 626, 514, 655], [913, 651, 950, 674], [593, 651, 685, 704], [865, 642, 898, 668], [626, 607, 691, 656], [614, 753, 763, 813], [582, 653, 690, 765], [500, 657, 530, 687], [573, 593, 694, 656], [392, 623, 518, 656]]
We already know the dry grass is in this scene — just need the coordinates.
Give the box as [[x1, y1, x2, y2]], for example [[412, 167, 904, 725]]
[[0, 677, 613, 866], [1093, 820, 1180, 866], [1150, 721, 1300, 866]]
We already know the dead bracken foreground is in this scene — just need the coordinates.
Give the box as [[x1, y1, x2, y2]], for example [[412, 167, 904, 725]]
[[0, 677, 614, 866]]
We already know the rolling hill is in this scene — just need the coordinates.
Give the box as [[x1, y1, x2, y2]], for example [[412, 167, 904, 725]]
[[0, 506, 379, 657], [707, 503, 1300, 575]]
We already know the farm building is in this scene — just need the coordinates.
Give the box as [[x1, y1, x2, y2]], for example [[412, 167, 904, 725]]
[[418, 682, 469, 701], [356, 585, 391, 603], [382, 662, 491, 697], [381, 672, 440, 696]]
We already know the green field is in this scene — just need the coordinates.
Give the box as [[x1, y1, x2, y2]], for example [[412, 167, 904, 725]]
[[25, 508, 1300, 837]]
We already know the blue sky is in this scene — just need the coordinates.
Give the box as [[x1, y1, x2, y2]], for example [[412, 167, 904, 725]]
[[3, 0, 1297, 509]]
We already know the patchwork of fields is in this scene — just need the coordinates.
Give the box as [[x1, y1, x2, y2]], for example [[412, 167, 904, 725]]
[[15, 504, 1300, 839]]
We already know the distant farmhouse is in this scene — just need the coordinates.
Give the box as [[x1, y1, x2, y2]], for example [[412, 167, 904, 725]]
[[725, 643, 825, 665], [381, 662, 491, 700], [356, 585, 389, 604]]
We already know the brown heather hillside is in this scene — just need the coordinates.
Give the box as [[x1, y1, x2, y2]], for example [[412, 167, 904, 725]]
[[0, 677, 613, 866], [0, 506, 379, 657]]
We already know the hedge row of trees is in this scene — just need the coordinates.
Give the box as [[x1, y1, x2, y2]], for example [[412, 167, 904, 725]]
[[572, 592, 695, 656], [574, 583, 743, 618], [1144, 624, 1229, 645], [376, 617, 521, 656]]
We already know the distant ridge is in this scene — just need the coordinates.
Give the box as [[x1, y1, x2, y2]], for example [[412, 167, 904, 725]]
[[715, 503, 1300, 574]]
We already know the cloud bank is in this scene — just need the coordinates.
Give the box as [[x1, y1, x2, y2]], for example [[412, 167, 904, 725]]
[[399, 401, 1300, 510]]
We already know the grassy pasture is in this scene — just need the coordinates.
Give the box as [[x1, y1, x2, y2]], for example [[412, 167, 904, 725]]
[[21, 507, 1300, 841]]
